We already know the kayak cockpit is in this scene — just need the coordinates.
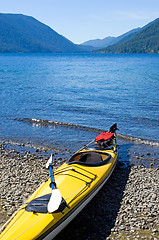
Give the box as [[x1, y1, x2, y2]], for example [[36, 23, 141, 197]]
[[67, 151, 111, 166]]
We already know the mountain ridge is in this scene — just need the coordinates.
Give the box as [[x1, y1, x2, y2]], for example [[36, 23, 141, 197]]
[[81, 28, 141, 49], [0, 13, 86, 53], [93, 18, 159, 53], [81, 36, 115, 48], [0, 13, 159, 53]]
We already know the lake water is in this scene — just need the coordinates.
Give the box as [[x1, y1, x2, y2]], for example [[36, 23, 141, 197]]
[[0, 53, 159, 165]]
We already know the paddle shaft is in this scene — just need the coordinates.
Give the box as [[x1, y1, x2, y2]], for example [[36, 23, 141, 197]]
[[49, 164, 56, 189]]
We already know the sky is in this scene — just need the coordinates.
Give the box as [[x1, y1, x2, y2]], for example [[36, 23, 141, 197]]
[[0, 0, 159, 44]]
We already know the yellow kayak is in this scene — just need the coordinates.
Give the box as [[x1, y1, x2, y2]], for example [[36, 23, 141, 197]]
[[0, 124, 118, 240]]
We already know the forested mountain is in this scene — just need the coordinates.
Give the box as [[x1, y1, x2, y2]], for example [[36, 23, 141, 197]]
[[81, 36, 115, 48], [1, 13, 158, 53], [0, 13, 85, 53], [81, 28, 141, 49], [94, 18, 159, 53]]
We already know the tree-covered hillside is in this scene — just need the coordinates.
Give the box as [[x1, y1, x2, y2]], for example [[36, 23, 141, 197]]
[[81, 28, 141, 49], [0, 13, 85, 53], [94, 18, 159, 53]]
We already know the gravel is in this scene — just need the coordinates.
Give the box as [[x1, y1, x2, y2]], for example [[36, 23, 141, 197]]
[[0, 143, 158, 239]]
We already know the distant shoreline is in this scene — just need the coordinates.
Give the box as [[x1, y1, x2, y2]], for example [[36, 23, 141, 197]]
[[0, 52, 159, 54]]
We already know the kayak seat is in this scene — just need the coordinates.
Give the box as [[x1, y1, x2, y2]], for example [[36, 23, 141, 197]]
[[79, 152, 102, 163], [67, 151, 111, 166], [68, 151, 111, 166]]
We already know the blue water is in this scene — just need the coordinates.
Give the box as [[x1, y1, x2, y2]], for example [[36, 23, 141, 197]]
[[0, 53, 159, 153]]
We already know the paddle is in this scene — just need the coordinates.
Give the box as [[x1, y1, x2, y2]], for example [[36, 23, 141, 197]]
[[46, 155, 62, 213]]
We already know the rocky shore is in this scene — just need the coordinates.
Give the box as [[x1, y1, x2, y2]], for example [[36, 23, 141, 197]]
[[0, 142, 158, 239]]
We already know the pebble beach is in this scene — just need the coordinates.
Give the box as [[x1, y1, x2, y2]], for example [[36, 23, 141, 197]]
[[0, 142, 158, 240]]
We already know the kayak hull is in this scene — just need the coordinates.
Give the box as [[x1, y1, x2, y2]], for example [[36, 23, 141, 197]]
[[0, 131, 118, 240]]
